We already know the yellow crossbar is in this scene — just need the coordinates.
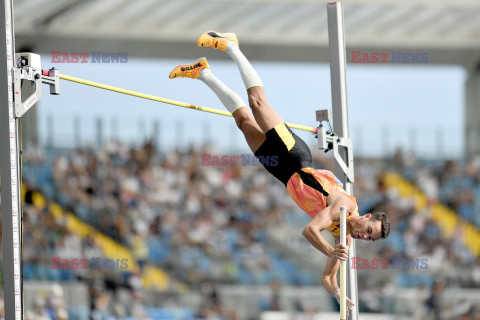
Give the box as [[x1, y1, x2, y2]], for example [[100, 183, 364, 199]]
[[59, 74, 317, 133]]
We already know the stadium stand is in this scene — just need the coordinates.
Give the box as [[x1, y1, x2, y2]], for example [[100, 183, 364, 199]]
[[1, 142, 479, 319]]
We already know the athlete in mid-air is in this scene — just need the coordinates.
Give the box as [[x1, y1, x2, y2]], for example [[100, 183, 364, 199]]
[[170, 31, 391, 313]]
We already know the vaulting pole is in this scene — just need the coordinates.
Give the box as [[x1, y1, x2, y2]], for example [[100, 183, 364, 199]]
[[327, 2, 358, 320], [340, 206, 347, 320], [0, 0, 23, 319]]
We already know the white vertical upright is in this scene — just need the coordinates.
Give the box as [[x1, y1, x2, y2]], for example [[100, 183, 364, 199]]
[[326, 2, 358, 320], [0, 0, 23, 319]]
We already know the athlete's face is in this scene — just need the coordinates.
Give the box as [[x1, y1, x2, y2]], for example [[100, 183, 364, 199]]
[[351, 213, 382, 241]]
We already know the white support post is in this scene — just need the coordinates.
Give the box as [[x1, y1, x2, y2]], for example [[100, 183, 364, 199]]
[[0, 0, 23, 319], [326, 2, 358, 320]]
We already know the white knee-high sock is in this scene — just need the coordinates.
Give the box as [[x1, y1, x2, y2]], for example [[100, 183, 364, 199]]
[[225, 42, 263, 90], [199, 68, 246, 114]]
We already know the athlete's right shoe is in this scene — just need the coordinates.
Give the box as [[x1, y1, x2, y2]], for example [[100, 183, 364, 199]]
[[169, 57, 209, 79], [197, 31, 239, 51]]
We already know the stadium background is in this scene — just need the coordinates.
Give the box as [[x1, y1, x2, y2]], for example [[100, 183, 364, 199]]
[[1, 0, 480, 319]]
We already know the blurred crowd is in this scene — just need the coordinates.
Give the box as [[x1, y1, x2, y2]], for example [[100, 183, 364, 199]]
[[356, 165, 480, 288], [351, 148, 480, 319], [1, 192, 158, 319], [0, 142, 479, 319], [392, 149, 480, 229], [2, 139, 313, 320], [45, 140, 311, 286]]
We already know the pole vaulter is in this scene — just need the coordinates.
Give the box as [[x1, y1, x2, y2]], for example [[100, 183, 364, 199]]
[[165, 26, 390, 320], [0, 1, 392, 319]]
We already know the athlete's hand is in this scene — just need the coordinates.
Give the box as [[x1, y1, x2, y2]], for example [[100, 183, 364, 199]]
[[330, 243, 349, 261], [334, 290, 355, 316]]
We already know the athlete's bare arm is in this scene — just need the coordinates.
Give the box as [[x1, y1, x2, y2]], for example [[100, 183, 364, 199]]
[[302, 195, 355, 258], [302, 204, 336, 257], [322, 235, 355, 313]]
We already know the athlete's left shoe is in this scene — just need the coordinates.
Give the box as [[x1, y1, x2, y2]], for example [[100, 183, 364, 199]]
[[197, 30, 238, 51], [169, 57, 210, 79]]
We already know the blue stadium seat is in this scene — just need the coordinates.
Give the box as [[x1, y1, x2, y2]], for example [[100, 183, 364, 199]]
[[145, 307, 195, 320], [48, 267, 62, 281], [298, 271, 314, 286], [148, 238, 170, 263], [68, 307, 89, 320], [396, 273, 434, 288], [23, 264, 35, 280], [35, 264, 49, 280], [238, 268, 253, 284]]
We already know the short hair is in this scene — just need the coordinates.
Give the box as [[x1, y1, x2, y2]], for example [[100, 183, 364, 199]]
[[370, 212, 390, 239]]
